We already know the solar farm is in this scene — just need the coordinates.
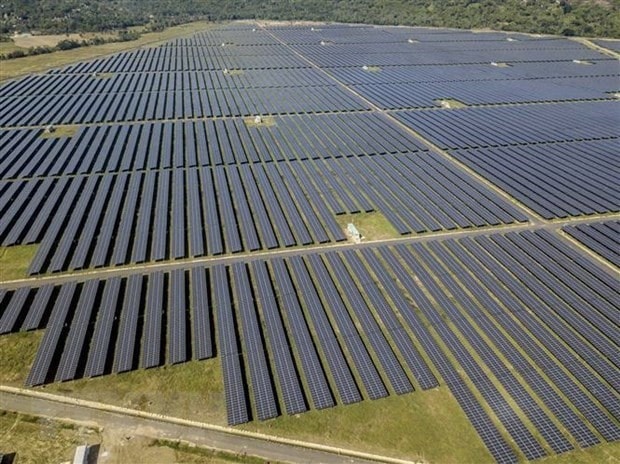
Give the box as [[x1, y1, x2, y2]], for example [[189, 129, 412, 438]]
[[0, 21, 619, 463]]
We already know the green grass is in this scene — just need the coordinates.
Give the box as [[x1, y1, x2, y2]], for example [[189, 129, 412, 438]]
[[241, 386, 493, 463], [92, 72, 114, 79], [224, 69, 245, 76], [545, 442, 620, 464], [244, 115, 276, 128], [0, 21, 218, 82], [436, 98, 468, 109], [3, 327, 618, 463], [0, 245, 39, 281], [0, 331, 44, 385], [335, 211, 400, 241], [44, 358, 227, 425], [0, 41, 25, 55], [0, 410, 101, 464], [362, 65, 381, 73], [40, 124, 80, 138], [151, 438, 276, 464]]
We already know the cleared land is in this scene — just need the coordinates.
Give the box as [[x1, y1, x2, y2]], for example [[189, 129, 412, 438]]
[[12, 33, 84, 48], [0, 245, 38, 281], [0, 410, 101, 464], [0, 21, 216, 81]]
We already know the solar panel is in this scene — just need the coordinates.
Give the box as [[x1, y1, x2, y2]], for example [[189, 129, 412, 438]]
[[231, 262, 278, 420], [288, 256, 362, 405], [0, 287, 30, 334], [141, 272, 165, 369], [251, 260, 307, 415], [26, 281, 77, 386], [113, 274, 143, 373], [55, 279, 100, 382], [191, 267, 213, 360], [169, 269, 189, 364], [84, 277, 122, 378], [212, 264, 249, 425]]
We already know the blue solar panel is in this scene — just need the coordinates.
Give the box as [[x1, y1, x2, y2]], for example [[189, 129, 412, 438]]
[[212, 264, 249, 425], [231, 262, 278, 421], [191, 267, 213, 360], [288, 256, 362, 405], [142, 272, 165, 369], [55, 279, 100, 382], [26, 282, 77, 386], [169, 269, 189, 364], [84, 277, 122, 378], [251, 260, 307, 415]]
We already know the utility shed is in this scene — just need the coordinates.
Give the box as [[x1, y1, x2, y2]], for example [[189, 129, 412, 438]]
[[347, 223, 362, 243], [73, 444, 99, 464], [73, 446, 88, 464]]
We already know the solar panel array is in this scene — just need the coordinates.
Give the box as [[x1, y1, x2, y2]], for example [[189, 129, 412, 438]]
[[2, 228, 619, 461], [563, 221, 620, 267], [1, 21, 619, 464], [1, 115, 526, 273]]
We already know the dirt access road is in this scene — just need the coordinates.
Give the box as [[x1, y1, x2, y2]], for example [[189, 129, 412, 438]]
[[0, 389, 401, 464]]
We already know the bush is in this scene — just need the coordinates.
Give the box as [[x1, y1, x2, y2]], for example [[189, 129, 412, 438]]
[[28, 45, 54, 55], [117, 30, 141, 42], [89, 36, 107, 45], [56, 39, 81, 50], [5, 49, 26, 59]]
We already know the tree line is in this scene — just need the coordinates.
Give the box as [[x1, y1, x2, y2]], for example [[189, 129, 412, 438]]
[[1, 0, 618, 38]]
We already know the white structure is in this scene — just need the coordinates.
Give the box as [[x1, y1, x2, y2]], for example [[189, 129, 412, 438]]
[[347, 223, 362, 243], [254, 115, 263, 124], [362, 65, 369, 70], [223, 68, 229, 74], [407, 38, 415, 43], [72, 445, 88, 464]]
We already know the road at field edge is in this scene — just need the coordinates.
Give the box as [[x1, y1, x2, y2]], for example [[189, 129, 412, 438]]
[[0, 389, 404, 464]]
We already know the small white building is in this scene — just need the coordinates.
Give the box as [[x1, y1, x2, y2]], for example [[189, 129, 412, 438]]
[[72, 445, 88, 464], [347, 223, 362, 243]]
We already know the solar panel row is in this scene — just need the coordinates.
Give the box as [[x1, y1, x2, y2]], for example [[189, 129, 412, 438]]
[[298, 48, 609, 67], [50, 46, 311, 73], [326, 60, 620, 85], [1, 21, 618, 464], [1, 150, 525, 274], [4, 228, 617, 462], [0, 113, 425, 179], [351, 76, 617, 109], [0, 85, 370, 126], [0, 68, 337, 98], [396, 100, 619, 150], [563, 220, 620, 267], [450, 140, 620, 219]]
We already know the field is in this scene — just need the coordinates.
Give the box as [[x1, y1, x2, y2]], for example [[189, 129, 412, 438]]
[[0, 20, 619, 464], [11, 33, 85, 48], [0, 410, 271, 464], [0, 21, 216, 82], [0, 410, 101, 464]]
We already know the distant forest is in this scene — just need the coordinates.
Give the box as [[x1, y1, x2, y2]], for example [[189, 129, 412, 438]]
[[2, 0, 619, 38]]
